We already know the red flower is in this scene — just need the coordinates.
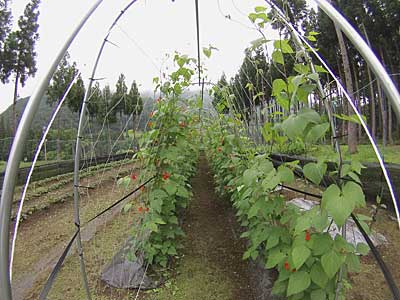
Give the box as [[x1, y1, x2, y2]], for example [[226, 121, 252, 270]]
[[162, 172, 170, 180], [284, 261, 290, 271], [305, 230, 311, 241], [138, 206, 143, 213], [145, 207, 149, 212], [217, 147, 222, 152], [130, 174, 138, 181]]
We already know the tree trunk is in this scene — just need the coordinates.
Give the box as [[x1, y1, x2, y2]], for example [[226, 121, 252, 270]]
[[367, 67, 376, 140], [352, 61, 362, 141], [378, 45, 388, 146], [12, 72, 20, 136], [388, 102, 393, 144], [57, 116, 61, 161], [377, 81, 387, 146], [334, 22, 358, 153]]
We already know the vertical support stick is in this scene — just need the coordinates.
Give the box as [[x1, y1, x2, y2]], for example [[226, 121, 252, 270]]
[[0, 2, 103, 300], [72, 2, 139, 300]]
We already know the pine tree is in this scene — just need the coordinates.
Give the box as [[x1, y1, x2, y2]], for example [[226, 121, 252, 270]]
[[111, 73, 128, 128], [125, 80, 143, 118], [1, 0, 40, 135], [47, 52, 85, 160], [0, 0, 12, 57]]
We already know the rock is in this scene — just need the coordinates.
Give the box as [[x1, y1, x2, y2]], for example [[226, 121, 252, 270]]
[[101, 238, 161, 290]]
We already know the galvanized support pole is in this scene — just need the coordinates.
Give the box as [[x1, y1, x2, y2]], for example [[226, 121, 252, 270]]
[[72, 1, 139, 300], [0, 2, 103, 300]]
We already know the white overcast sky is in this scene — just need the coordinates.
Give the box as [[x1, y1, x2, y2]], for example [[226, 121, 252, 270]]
[[0, 0, 317, 114]]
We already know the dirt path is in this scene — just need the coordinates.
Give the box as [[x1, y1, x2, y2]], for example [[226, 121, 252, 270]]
[[146, 156, 254, 300]]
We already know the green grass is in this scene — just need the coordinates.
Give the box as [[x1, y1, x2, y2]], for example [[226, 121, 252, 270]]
[[307, 144, 400, 164], [144, 257, 234, 300], [0, 160, 62, 172]]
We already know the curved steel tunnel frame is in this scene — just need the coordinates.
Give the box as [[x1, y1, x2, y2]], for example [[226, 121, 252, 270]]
[[1, 0, 400, 300], [0, 1, 104, 300]]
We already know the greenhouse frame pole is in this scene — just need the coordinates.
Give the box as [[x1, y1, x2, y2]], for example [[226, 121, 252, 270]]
[[314, 0, 400, 122], [0, 2, 103, 300], [72, 2, 139, 299]]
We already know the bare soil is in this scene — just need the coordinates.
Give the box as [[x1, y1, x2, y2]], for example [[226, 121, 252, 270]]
[[144, 155, 255, 300], [10, 162, 137, 300]]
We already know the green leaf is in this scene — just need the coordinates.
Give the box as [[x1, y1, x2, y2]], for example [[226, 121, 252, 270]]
[[272, 280, 287, 296], [294, 63, 310, 74], [248, 200, 263, 218], [278, 165, 294, 184], [154, 217, 166, 224], [305, 123, 330, 143], [321, 250, 345, 279], [310, 233, 333, 256], [265, 248, 286, 269], [274, 39, 294, 54], [356, 243, 370, 255], [177, 186, 190, 198], [322, 184, 355, 227], [266, 231, 280, 250], [248, 12, 258, 22], [272, 79, 287, 96], [147, 222, 159, 232], [342, 181, 365, 208], [307, 73, 319, 82], [312, 209, 329, 232], [243, 169, 258, 186], [311, 289, 326, 300], [281, 115, 307, 140], [291, 75, 304, 88], [334, 113, 366, 125], [311, 262, 329, 288], [294, 216, 311, 235], [303, 162, 326, 185], [292, 245, 311, 269], [151, 197, 163, 213], [298, 108, 321, 124], [314, 65, 328, 73], [164, 181, 178, 195], [351, 160, 365, 174], [203, 47, 211, 58], [255, 6, 267, 12], [287, 271, 311, 296], [346, 253, 361, 272], [272, 50, 284, 65]]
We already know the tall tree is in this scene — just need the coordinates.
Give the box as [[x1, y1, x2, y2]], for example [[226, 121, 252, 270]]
[[111, 73, 128, 128], [47, 52, 85, 160], [0, 0, 12, 55], [1, 0, 40, 135], [125, 80, 143, 121]]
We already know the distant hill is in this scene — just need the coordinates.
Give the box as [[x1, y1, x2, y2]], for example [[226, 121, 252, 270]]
[[0, 89, 213, 160]]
